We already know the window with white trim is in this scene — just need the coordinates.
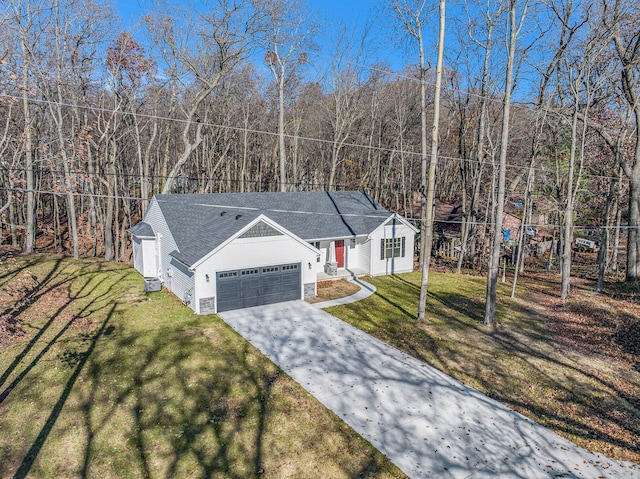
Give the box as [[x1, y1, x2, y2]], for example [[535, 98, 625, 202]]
[[380, 237, 405, 259]]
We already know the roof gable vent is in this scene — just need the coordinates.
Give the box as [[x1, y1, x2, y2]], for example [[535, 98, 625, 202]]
[[239, 221, 284, 238]]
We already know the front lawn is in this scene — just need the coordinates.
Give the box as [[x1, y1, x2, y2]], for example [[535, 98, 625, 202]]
[[327, 271, 640, 463], [0, 255, 404, 479]]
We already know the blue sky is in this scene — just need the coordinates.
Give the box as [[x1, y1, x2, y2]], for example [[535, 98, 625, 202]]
[[113, 0, 420, 77], [110, 0, 530, 98]]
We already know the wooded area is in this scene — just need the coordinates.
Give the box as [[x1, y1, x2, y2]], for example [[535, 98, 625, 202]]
[[1, 0, 639, 302]]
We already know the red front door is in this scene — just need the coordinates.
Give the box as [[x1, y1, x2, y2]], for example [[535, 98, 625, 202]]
[[335, 240, 345, 268]]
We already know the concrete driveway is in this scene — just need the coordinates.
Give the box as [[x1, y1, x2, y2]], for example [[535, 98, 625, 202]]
[[219, 300, 640, 479]]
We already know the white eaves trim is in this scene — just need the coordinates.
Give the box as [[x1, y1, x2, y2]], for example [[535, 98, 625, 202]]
[[305, 234, 370, 242], [368, 213, 419, 239], [189, 214, 322, 270]]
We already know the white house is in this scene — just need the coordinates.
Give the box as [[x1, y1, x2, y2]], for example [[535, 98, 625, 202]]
[[129, 191, 418, 314]]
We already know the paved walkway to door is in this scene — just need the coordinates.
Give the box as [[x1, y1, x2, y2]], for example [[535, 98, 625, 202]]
[[219, 301, 640, 479]]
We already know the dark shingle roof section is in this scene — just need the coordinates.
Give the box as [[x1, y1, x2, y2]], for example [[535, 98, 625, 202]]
[[128, 221, 155, 238], [152, 191, 390, 267]]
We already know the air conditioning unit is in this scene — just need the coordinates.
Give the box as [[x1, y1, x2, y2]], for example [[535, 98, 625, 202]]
[[144, 278, 162, 293]]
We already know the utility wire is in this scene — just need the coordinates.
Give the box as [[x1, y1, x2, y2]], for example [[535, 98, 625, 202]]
[[0, 164, 632, 195], [0, 93, 631, 183], [0, 166, 383, 192], [0, 186, 145, 201], [0, 186, 633, 230]]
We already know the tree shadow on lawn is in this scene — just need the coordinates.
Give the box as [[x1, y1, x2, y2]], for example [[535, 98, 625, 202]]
[[2, 261, 129, 477], [0, 260, 132, 477], [74, 314, 396, 478], [0, 257, 64, 350], [12, 303, 117, 479], [437, 296, 640, 460], [347, 275, 640, 462], [0, 259, 124, 390], [386, 273, 489, 324], [3, 260, 402, 478], [0, 254, 43, 288]]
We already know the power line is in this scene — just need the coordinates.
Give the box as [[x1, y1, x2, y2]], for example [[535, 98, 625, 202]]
[[1, 165, 629, 206], [0, 186, 144, 201], [1, 155, 632, 188], [1, 93, 426, 159], [0, 166, 382, 191], [0, 186, 633, 231], [0, 91, 631, 184]]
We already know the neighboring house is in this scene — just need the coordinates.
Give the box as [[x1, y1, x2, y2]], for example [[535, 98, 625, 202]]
[[129, 191, 418, 314], [502, 212, 522, 242]]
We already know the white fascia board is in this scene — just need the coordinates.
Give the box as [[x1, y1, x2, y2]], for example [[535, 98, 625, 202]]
[[304, 234, 367, 242], [168, 252, 191, 269], [368, 213, 419, 239], [146, 195, 180, 251], [190, 214, 321, 270], [143, 196, 158, 222]]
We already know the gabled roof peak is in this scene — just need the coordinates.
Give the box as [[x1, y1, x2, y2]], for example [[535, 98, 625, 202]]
[[148, 191, 394, 267]]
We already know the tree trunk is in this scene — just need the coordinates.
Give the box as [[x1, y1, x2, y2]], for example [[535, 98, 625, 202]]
[[417, 0, 445, 322], [104, 141, 116, 261], [19, 22, 35, 253], [511, 167, 533, 298], [597, 174, 618, 292], [485, 0, 522, 326], [560, 107, 580, 299]]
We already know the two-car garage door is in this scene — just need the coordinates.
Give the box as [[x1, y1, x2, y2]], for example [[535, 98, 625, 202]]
[[216, 263, 301, 312]]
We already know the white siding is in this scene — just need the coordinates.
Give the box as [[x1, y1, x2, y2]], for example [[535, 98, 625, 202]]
[[141, 239, 157, 277], [168, 257, 195, 312], [312, 240, 330, 276], [133, 236, 157, 277], [343, 237, 367, 271], [311, 237, 370, 275], [357, 238, 371, 274], [143, 198, 178, 284], [345, 238, 355, 269], [194, 234, 318, 314], [370, 222, 415, 276], [133, 237, 144, 275]]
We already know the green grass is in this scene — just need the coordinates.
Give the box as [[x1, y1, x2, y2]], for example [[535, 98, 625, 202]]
[[0, 256, 404, 479], [327, 271, 640, 463]]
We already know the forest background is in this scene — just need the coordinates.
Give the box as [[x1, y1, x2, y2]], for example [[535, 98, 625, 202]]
[[1, 0, 639, 300]]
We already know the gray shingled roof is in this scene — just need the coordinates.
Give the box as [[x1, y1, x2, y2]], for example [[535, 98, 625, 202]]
[[149, 191, 391, 267], [128, 221, 155, 238]]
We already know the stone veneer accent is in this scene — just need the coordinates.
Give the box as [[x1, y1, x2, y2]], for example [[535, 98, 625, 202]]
[[303, 283, 316, 299]]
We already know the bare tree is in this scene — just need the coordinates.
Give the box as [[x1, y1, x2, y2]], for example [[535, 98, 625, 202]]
[[388, 0, 445, 322], [259, 0, 319, 192], [418, 0, 445, 322], [9, 0, 47, 253], [145, 0, 259, 194], [457, 0, 504, 274], [606, 0, 640, 281], [485, 0, 529, 326], [325, 22, 369, 190], [389, 0, 432, 267]]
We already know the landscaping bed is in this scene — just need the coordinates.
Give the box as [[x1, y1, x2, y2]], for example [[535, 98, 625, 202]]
[[306, 278, 361, 304]]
